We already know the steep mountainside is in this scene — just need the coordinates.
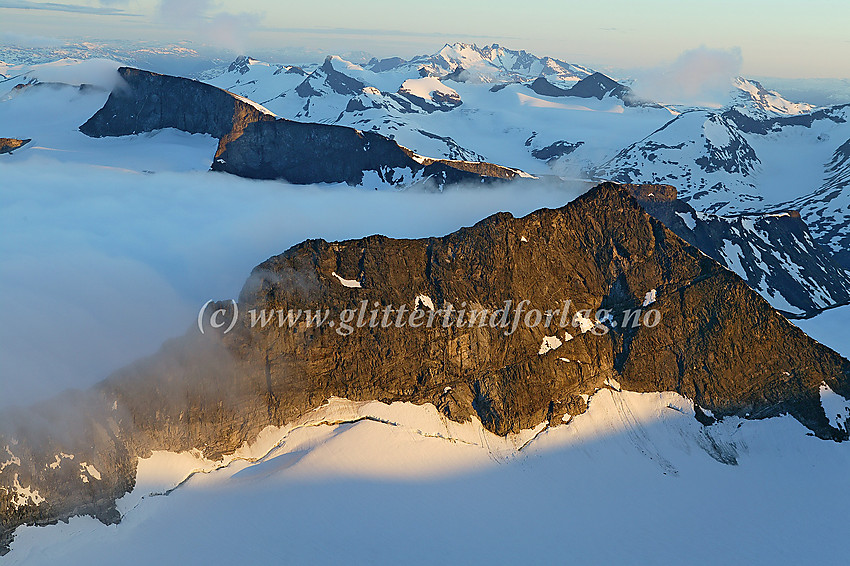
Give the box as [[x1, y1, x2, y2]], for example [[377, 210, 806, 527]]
[[79, 67, 526, 187], [2, 183, 848, 553], [627, 184, 850, 316], [786, 138, 850, 267]]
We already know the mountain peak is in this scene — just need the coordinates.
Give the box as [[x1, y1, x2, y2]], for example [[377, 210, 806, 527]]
[[732, 76, 815, 117], [527, 72, 650, 106], [227, 55, 264, 74], [3, 179, 848, 549]]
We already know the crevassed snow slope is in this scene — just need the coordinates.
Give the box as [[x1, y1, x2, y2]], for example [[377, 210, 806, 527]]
[[6, 390, 848, 566]]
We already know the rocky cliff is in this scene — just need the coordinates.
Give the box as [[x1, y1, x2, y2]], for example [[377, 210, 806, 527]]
[[78, 67, 525, 187], [2, 182, 848, 552]]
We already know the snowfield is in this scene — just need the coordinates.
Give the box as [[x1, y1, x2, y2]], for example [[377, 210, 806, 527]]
[[795, 304, 850, 358], [6, 389, 849, 565], [399, 77, 460, 103]]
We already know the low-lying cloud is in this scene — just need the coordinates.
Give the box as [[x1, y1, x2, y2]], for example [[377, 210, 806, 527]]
[[0, 156, 586, 410]]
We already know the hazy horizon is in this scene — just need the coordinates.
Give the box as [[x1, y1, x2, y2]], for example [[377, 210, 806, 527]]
[[1, 0, 848, 79]]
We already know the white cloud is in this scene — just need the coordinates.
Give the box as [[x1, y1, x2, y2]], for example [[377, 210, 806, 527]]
[[629, 46, 743, 107], [156, 0, 263, 53]]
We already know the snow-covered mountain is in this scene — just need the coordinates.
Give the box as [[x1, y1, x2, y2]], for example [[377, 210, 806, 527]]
[[732, 77, 816, 118], [206, 47, 675, 174], [597, 105, 850, 268], [203, 44, 850, 307], [630, 185, 850, 316], [368, 42, 595, 84], [787, 137, 850, 267], [3, 47, 848, 314], [206, 44, 828, 176]]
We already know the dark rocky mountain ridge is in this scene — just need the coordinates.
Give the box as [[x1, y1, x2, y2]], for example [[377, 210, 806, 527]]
[[2, 182, 848, 553], [528, 73, 655, 107], [79, 67, 525, 187]]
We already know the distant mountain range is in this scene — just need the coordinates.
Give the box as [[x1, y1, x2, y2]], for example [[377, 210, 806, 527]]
[[2, 42, 849, 315], [118, 44, 850, 313], [208, 44, 849, 265]]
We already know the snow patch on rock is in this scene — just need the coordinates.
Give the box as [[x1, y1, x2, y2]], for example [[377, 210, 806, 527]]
[[332, 271, 362, 288], [538, 335, 563, 355], [819, 383, 849, 432]]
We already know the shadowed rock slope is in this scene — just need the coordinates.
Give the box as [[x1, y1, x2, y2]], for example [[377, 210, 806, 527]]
[[2, 182, 848, 552], [79, 67, 525, 187], [527, 73, 657, 107]]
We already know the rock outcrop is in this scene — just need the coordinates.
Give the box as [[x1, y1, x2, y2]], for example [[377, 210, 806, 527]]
[[79, 67, 525, 187], [0, 138, 30, 154], [528, 73, 654, 107], [2, 182, 848, 552]]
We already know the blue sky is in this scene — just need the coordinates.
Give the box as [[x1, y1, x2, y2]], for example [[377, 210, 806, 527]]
[[0, 0, 848, 77]]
